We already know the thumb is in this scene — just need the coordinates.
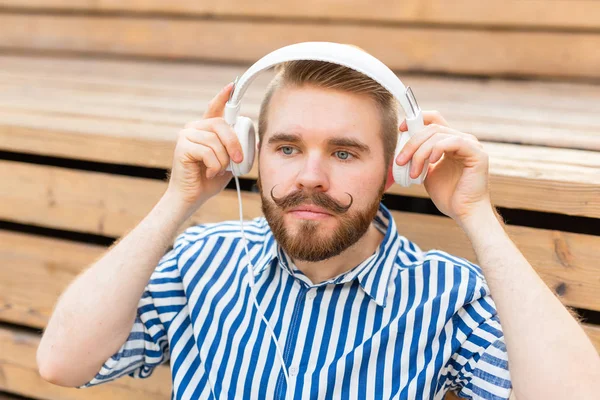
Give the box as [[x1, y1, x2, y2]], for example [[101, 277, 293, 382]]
[[203, 82, 234, 119]]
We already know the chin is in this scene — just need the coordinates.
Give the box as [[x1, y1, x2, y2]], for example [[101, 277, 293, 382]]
[[282, 215, 331, 238]]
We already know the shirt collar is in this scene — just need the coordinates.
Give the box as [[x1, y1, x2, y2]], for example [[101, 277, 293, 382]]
[[251, 203, 401, 308]]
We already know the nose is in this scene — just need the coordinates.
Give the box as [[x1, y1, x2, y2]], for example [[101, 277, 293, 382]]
[[295, 152, 330, 192]]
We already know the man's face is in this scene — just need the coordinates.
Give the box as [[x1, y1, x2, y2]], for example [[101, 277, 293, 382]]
[[258, 85, 389, 262]]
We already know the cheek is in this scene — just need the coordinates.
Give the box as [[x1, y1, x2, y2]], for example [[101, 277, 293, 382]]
[[259, 157, 296, 192], [330, 168, 385, 208], [333, 165, 384, 192]]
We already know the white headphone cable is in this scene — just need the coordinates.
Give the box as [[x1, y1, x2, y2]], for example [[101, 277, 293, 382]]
[[233, 175, 291, 400]]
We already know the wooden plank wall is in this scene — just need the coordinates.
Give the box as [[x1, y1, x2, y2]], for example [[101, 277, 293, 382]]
[[2, 0, 600, 28], [0, 1, 600, 80], [0, 1, 599, 399], [0, 57, 599, 218]]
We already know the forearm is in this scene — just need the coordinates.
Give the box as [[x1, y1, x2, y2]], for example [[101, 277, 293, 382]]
[[460, 206, 600, 400], [38, 191, 193, 386]]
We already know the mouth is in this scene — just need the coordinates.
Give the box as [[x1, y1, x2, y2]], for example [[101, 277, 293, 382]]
[[287, 204, 333, 220]]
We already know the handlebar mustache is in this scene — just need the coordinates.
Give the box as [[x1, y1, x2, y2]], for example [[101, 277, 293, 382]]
[[270, 185, 353, 214]]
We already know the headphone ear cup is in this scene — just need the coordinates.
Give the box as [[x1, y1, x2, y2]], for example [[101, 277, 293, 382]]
[[229, 116, 256, 176], [392, 131, 412, 186], [392, 130, 427, 187]]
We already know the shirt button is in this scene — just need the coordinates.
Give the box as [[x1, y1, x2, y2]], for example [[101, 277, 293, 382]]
[[289, 366, 298, 377], [306, 290, 317, 300]]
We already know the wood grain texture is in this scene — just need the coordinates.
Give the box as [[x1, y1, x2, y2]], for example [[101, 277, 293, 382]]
[[0, 326, 171, 399], [2, 122, 599, 218], [0, 4, 598, 399], [1, 176, 599, 331], [0, 160, 264, 237], [585, 324, 600, 354], [1, 0, 600, 29], [2, 57, 600, 150], [2, 14, 600, 79], [386, 152, 600, 219], [1, 56, 599, 218], [0, 230, 106, 329]]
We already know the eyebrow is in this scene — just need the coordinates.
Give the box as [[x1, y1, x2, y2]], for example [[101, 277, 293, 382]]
[[267, 132, 303, 145], [267, 132, 371, 154], [328, 137, 370, 154]]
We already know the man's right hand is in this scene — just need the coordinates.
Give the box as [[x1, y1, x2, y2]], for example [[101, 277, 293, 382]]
[[165, 82, 245, 212]]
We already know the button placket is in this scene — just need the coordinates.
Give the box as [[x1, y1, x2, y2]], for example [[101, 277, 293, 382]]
[[289, 366, 299, 377]]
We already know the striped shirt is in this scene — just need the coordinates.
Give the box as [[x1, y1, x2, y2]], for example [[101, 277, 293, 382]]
[[81, 203, 512, 399]]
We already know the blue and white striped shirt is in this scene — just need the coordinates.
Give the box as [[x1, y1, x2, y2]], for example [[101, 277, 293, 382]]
[[82, 203, 512, 399]]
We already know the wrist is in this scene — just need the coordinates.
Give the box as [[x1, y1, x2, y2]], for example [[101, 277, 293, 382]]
[[457, 202, 503, 238], [156, 190, 204, 227]]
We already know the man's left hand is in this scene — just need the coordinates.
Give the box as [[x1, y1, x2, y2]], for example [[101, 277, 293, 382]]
[[396, 111, 491, 224]]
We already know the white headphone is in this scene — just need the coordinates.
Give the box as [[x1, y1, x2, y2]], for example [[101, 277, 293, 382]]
[[224, 41, 428, 187]]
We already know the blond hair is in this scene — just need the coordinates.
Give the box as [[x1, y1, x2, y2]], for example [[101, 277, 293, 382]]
[[257, 59, 399, 166]]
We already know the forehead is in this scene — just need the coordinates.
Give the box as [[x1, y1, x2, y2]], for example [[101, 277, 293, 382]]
[[263, 85, 383, 144]]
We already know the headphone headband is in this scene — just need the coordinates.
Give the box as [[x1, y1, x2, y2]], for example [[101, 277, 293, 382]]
[[224, 42, 421, 126]]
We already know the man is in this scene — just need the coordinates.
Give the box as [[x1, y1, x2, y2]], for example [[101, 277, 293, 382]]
[[37, 60, 599, 399]]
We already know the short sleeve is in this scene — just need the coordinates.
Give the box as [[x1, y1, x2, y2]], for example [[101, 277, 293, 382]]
[[444, 291, 513, 399], [78, 232, 191, 388]]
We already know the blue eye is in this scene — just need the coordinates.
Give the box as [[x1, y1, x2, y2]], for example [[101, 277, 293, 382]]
[[281, 146, 295, 155], [336, 151, 352, 160]]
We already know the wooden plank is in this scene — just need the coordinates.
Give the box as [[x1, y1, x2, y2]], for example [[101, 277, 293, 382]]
[[386, 143, 600, 219], [0, 231, 106, 329], [586, 324, 600, 354], [1, 0, 600, 30], [2, 15, 600, 79], [0, 325, 171, 399], [1, 67, 600, 150], [1, 54, 599, 152], [0, 160, 262, 238], [0, 114, 177, 168], [4, 53, 600, 111], [1, 177, 599, 331], [2, 122, 600, 220], [2, 89, 599, 152], [1, 72, 599, 153]]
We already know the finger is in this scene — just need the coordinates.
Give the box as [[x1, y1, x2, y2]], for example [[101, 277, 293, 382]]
[[186, 118, 243, 163], [207, 118, 244, 163], [409, 133, 453, 178], [181, 141, 222, 179], [182, 129, 229, 172], [429, 136, 485, 166], [203, 82, 234, 119], [399, 120, 408, 132], [396, 124, 448, 166], [422, 110, 449, 127], [397, 124, 475, 166], [400, 110, 447, 132]]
